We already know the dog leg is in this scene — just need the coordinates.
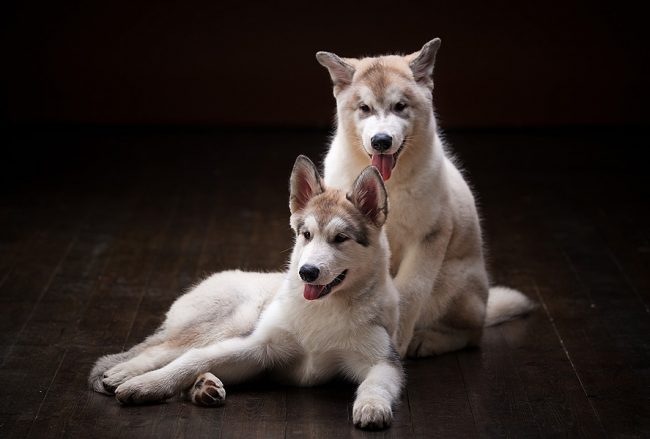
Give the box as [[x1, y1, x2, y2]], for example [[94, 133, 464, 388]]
[[88, 331, 167, 394], [408, 259, 488, 357], [393, 233, 451, 358], [114, 333, 286, 404], [101, 342, 187, 394], [349, 360, 404, 430], [407, 328, 475, 357], [189, 372, 226, 407]]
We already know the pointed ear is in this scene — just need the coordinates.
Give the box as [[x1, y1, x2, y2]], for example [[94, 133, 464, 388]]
[[315, 51, 356, 93], [289, 155, 324, 214], [349, 166, 388, 227], [407, 38, 441, 89]]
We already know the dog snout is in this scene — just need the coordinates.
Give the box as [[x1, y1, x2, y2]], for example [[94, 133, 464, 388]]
[[299, 264, 320, 283], [370, 133, 393, 152]]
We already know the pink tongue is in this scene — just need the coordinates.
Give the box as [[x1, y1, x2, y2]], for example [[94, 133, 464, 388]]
[[304, 284, 326, 300], [372, 154, 394, 181]]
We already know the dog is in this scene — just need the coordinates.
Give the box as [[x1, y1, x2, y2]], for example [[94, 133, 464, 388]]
[[90, 156, 404, 430], [316, 38, 536, 358]]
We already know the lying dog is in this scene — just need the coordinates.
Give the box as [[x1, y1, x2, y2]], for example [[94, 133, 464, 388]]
[[90, 156, 403, 429], [317, 39, 535, 357]]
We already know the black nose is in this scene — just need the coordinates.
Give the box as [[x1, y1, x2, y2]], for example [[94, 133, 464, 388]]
[[299, 264, 320, 282], [371, 133, 393, 152]]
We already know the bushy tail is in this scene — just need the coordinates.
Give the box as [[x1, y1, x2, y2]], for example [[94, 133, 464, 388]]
[[484, 286, 537, 327]]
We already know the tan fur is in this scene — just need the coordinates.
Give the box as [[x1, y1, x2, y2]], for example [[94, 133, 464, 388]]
[[90, 158, 404, 429], [318, 40, 535, 358]]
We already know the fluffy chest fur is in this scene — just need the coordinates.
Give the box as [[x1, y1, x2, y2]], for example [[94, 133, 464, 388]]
[[263, 285, 392, 385], [324, 133, 452, 274]]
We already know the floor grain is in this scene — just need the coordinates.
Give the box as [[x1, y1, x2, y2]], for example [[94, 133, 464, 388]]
[[1, 127, 648, 438]]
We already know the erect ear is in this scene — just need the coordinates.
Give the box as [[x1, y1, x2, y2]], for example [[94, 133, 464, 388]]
[[289, 155, 324, 214], [315, 51, 356, 93], [407, 38, 441, 89], [348, 166, 388, 227]]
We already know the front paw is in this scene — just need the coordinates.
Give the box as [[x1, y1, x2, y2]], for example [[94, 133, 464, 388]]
[[353, 398, 393, 430], [115, 373, 174, 405]]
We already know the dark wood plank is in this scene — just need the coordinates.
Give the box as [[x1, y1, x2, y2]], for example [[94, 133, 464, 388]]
[[2, 127, 649, 439], [481, 189, 607, 438], [69, 179, 180, 350], [123, 183, 215, 346], [474, 164, 650, 438], [458, 330, 541, 438], [0, 347, 62, 439], [15, 185, 139, 349], [0, 190, 90, 361], [593, 196, 650, 313], [406, 355, 474, 438], [22, 191, 144, 437], [541, 203, 650, 437]]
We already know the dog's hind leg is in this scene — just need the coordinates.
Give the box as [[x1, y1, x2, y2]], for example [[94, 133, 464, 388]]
[[407, 328, 479, 357], [101, 341, 190, 394], [114, 330, 295, 404], [408, 264, 488, 358], [89, 331, 167, 394], [187, 372, 226, 407]]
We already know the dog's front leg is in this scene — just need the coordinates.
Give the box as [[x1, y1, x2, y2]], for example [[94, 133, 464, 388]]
[[114, 334, 276, 405], [349, 358, 404, 430], [393, 232, 450, 357]]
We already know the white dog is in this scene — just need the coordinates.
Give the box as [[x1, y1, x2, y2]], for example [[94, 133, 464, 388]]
[[90, 156, 403, 430], [316, 39, 535, 358]]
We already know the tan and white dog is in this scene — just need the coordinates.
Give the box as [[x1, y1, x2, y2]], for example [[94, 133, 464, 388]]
[[90, 157, 403, 430], [316, 39, 535, 358]]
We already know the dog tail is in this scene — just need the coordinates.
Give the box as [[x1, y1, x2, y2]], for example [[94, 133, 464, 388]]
[[484, 286, 537, 327]]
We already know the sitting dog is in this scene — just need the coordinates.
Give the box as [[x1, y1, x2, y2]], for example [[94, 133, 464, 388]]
[[90, 156, 403, 430], [316, 39, 536, 357]]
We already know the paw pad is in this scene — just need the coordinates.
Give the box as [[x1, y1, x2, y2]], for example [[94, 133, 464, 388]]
[[191, 373, 226, 407]]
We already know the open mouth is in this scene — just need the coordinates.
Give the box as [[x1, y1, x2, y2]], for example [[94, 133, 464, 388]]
[[369, 141, 406, 181], [303, 270, 348, 301]]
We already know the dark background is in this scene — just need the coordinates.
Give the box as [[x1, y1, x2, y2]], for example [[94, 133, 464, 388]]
[[2, 2, 650, 438], [4, 0, 649, 128]]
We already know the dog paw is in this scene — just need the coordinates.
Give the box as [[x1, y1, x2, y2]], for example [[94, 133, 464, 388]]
[[406, 331, 433, 358], [115, 373, 174, 405], [190, 373, 226, 407], [407, 329, 465, 358], [102, 364, 141, 394], [352, 398, 393, 430]]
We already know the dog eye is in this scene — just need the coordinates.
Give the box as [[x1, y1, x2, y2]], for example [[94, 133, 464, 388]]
[[359, 104, 371, 113], [333, 233, 349, 243], [302, 231, 311, 240], [394, 102, 408, 112]]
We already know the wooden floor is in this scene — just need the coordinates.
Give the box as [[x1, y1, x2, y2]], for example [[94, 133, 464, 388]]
[[1, 127, 648, 438]]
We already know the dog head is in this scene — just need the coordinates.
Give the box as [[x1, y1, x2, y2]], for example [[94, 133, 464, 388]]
[[289, 155, 388, 301], [316, 39, 441, 181]]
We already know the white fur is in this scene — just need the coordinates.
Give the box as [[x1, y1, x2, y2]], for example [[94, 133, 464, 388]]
[[90, 162, 404, 430], [320, 40, 535, 357], [297, 215, 346, 285], [353, 85, 411, 156], [485, 286, 538, 327]]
